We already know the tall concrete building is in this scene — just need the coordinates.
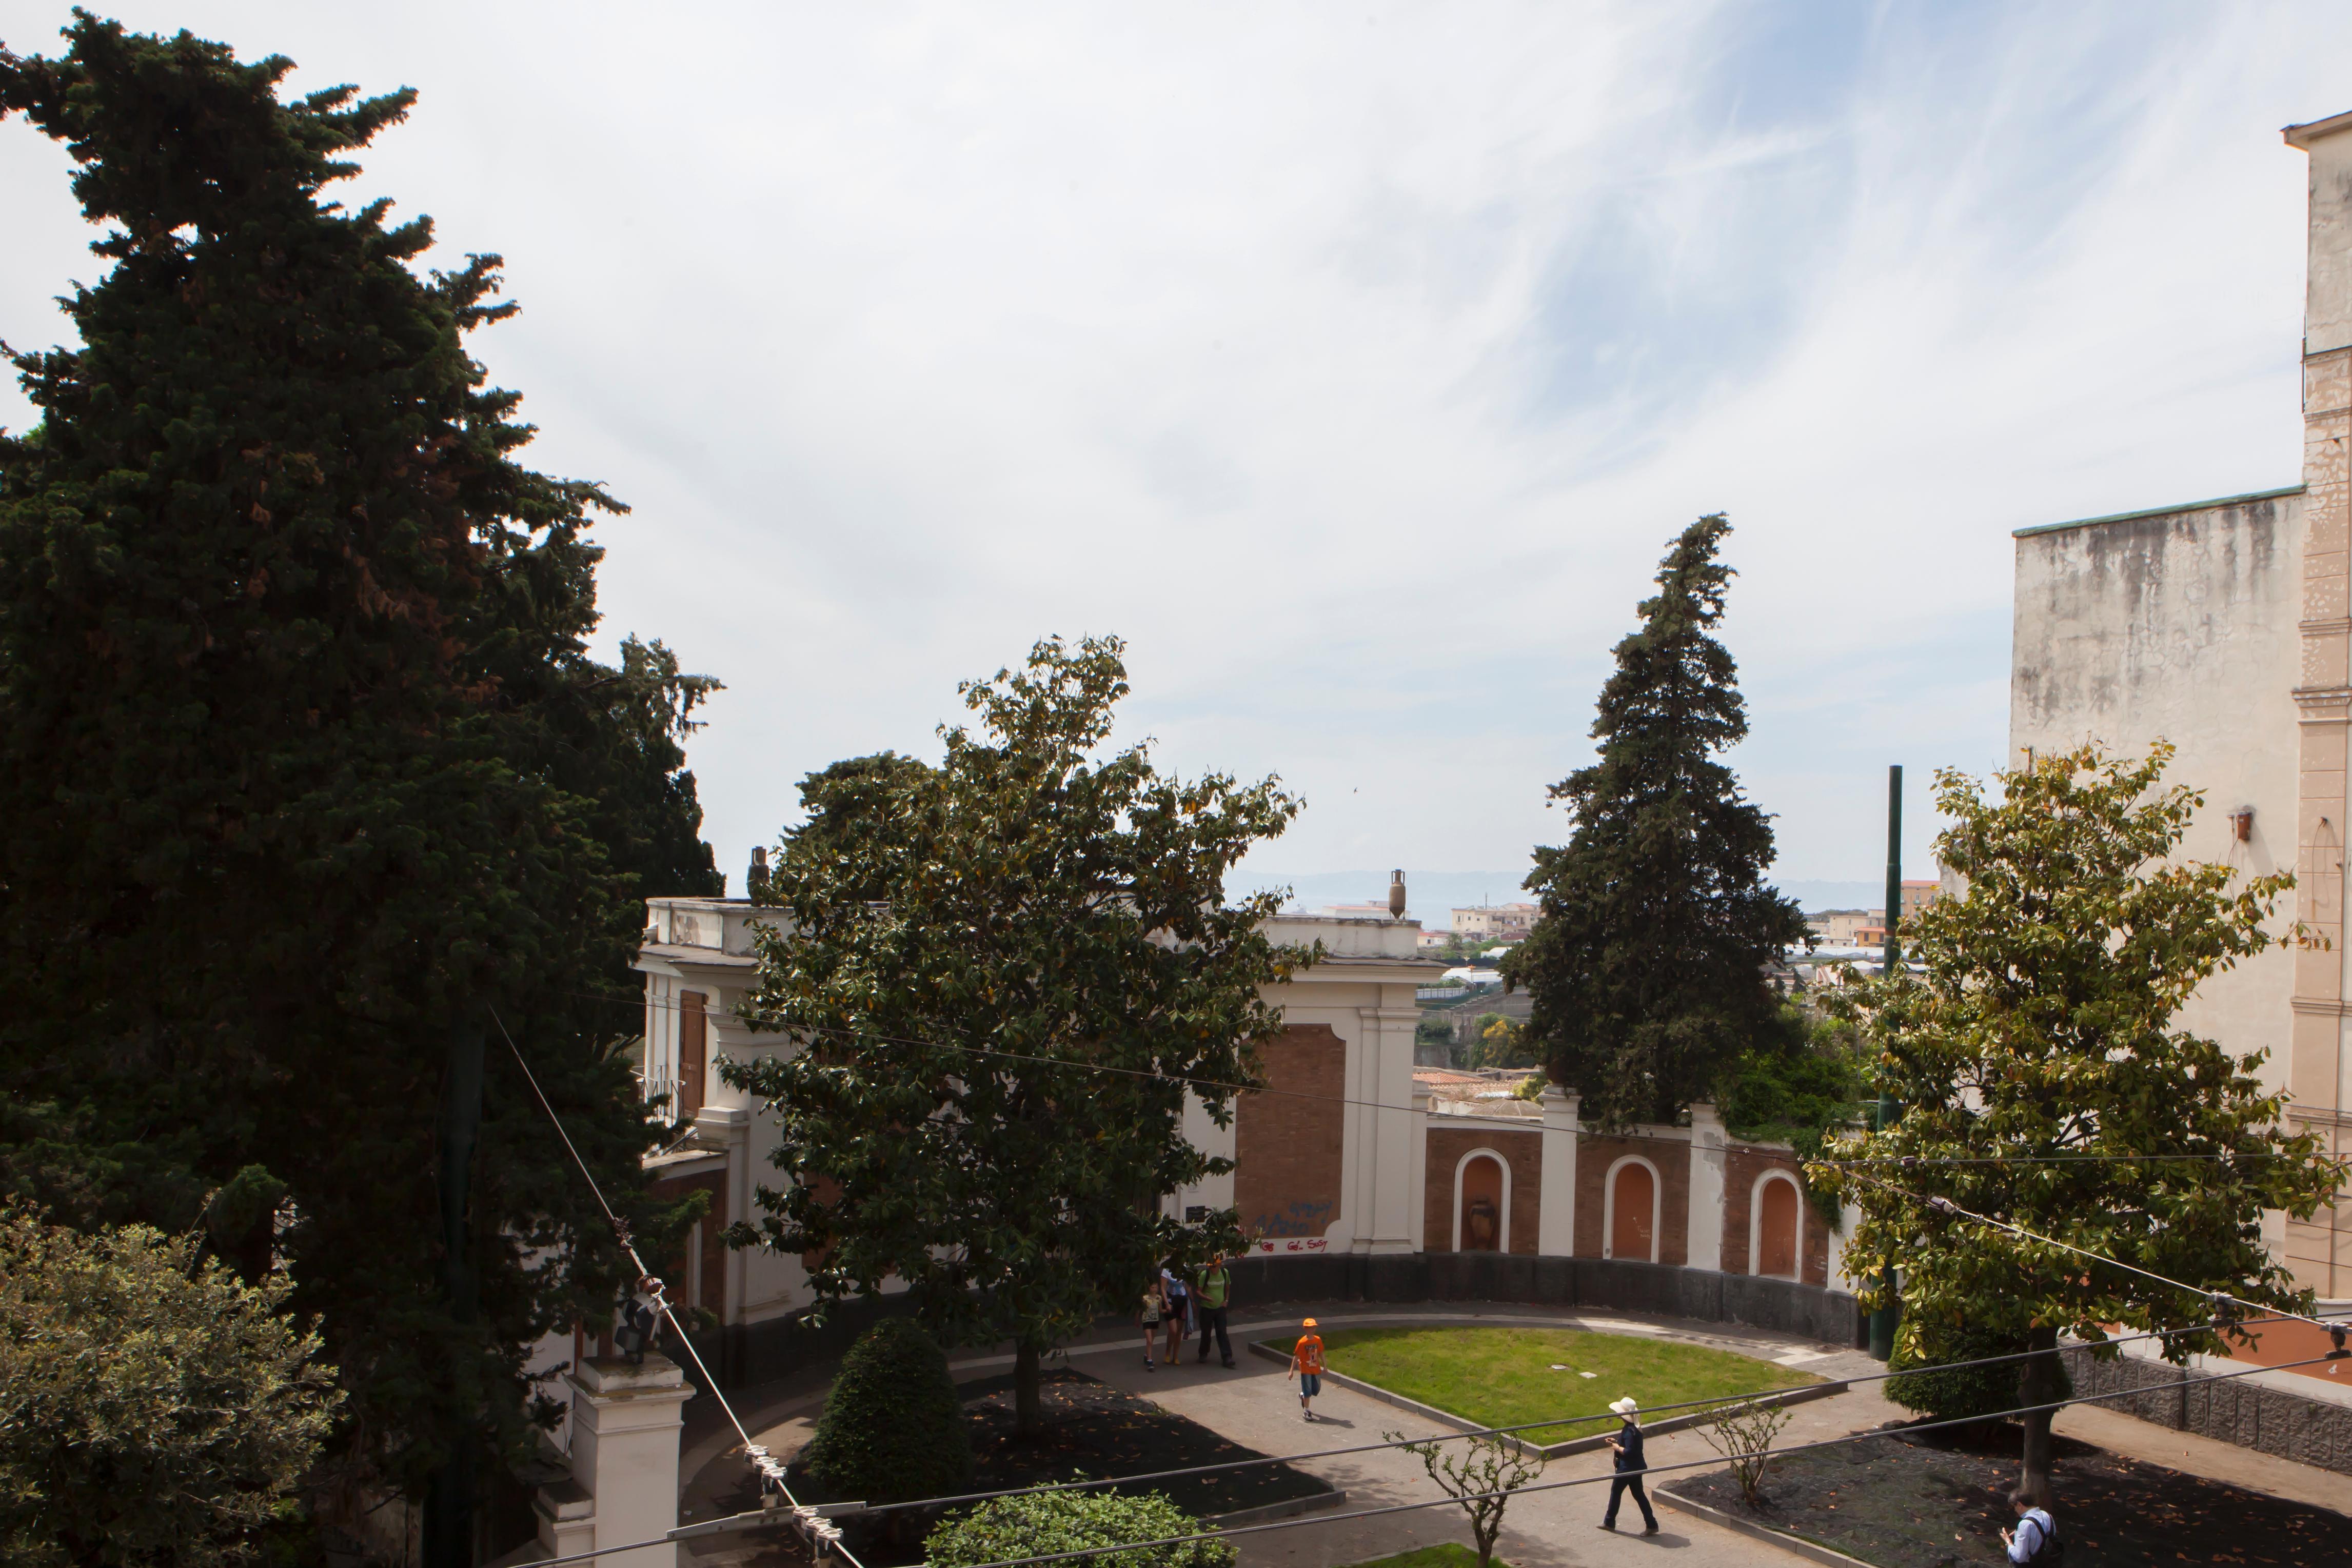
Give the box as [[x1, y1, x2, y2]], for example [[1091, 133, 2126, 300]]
[[2010, 108, 2352, 1297]]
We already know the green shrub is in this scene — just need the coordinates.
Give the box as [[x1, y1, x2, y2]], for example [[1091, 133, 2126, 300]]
[[927, 1488, 1234, 1568], [1884, 1320, 2069, 1425], [802, 1317, 973, 1504]]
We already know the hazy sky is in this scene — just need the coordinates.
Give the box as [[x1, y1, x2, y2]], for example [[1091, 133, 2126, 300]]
[[6, 3, 2351, 896]]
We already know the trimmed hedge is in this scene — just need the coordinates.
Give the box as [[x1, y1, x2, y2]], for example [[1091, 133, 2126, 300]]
[[927, 1489, 1234, 1568], [1885, 1320, 2070, 1424], [802, 1318, 973, 1504]]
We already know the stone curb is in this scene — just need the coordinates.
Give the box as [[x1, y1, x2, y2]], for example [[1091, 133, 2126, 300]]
[[1243, 1340, 1848, 1459], [1655, 1488, 1879, 1568], [1200, 1490, 1348, 1529]]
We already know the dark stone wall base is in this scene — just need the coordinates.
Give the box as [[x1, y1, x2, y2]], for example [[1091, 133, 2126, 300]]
[[2062, 1344, 2352, 1476]]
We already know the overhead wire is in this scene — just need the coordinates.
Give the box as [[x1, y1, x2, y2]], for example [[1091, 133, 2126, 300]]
[[844, 1304, 2348, 1519], [491, 1007, 864, 1566], [595, 985, 2323, 1170], [1844, 1165, 2344, 1333], [931, 1345, 2352, 1568], [508, 1342, 2352, 1568], [505, 995, 2349, 1558]]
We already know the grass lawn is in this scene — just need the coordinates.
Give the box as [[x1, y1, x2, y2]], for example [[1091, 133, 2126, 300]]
[[1268, 1325, 1820, 1446], [1341, 1545, 1504, 1568]]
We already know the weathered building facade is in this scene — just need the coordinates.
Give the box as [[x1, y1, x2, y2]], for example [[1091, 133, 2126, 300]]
[[2009, 108, 2352, 1297]]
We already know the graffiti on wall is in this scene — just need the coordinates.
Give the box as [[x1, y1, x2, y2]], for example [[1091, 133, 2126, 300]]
[[1249, 1199, 1334, 1240]]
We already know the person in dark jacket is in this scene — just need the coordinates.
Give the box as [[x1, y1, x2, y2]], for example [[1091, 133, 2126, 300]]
[[1599, 1396, 1659, 1534]]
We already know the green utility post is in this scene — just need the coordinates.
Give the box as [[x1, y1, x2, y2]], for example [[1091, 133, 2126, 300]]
[[1867, 765, 1903, 1362], [424, 1016, 485, 1567]]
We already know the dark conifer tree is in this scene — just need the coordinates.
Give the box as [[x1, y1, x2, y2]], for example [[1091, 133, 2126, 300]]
[[0, 12, 717, 1527], [1503, 515, 1806, 1126]]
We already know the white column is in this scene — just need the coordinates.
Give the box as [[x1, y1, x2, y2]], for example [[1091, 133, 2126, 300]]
[[691, 1104, 753, 1324], [1686, 1102, 1727, 1273], [1538, 1087, 1579, 1256], [1410, 1083, 1432, 1251], [550, 1355, 696, 1568], [1827, 1201, 1867, 1292], [1365, 1001, 1423, 1253]]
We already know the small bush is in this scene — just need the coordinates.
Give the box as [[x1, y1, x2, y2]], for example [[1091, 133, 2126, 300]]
[[1885, 1320, 2069, 1425], [802, 1317, 973, 1505], [927, 1488, 1233, 1568]]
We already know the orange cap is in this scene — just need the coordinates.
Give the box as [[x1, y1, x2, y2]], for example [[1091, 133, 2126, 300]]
[[1302, 1318, 1319, 1328]]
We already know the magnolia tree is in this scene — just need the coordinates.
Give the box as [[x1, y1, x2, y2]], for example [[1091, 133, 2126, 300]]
[[726, 636, 1306, 1433], [1810, 744, 2343, 1504], [0, 1211, 341, 1567]]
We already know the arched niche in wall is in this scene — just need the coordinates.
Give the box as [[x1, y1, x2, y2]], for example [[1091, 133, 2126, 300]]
[[1604, 1156, 1659, 1263], [1453, 1150, 1509, 1253], [1751, 1170, 1802, 1280]]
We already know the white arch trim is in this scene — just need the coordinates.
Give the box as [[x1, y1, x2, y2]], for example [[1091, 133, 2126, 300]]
[[1749, 1169, 1804, 1281], [1602, 1155, 1662, 1263], [1450, 1148, 1513, 1254]]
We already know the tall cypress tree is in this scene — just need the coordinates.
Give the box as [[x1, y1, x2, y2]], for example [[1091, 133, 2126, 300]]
[[1504, 514, 1806, 1127], [0, 12, 716, 1526]]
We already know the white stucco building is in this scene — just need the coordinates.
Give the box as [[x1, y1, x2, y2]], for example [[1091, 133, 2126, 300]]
[[2008, 107, 2352, 1296]]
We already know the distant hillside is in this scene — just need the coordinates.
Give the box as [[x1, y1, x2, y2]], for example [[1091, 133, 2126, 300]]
[[1235, 870, 1899, 921]]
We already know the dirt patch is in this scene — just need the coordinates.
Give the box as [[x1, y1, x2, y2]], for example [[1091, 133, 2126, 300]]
[[1663, 1422, 2352, 1566]]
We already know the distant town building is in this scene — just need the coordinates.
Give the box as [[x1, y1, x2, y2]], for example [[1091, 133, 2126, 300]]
[[1451, 902, 1538, 940], [1805, 909, 1882, 945], [1899, 879, 1941, 922]]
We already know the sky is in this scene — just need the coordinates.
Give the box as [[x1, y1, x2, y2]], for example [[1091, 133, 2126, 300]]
[[5, 2, 2350, 904]]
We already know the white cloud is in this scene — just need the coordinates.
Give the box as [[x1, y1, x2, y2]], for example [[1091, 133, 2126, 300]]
[[4, 2, 2348, 888]]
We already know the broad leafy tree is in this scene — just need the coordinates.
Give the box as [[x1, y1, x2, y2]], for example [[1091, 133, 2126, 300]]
[[1503, 515, 1806, 1125], [1810, 744, 2343, 1504], [0, 13, 715, 1536], [727, 636, 1304, 1432], [0, 1209, 342, 1568]]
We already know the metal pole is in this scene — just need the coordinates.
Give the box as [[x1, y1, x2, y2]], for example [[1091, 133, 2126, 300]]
[[1867, 765, 1902, 1362], [425, 1016, 485, 1565]]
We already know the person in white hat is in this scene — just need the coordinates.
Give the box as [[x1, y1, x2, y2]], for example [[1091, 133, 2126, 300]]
[[1599, 1396, 1659, 1534]]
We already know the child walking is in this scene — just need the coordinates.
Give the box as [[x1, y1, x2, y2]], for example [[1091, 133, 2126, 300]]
[[1287, 1318, 1326, 1421], [1140, 1277, 1166, 1371], [1161, 1261, 1191, 1364]]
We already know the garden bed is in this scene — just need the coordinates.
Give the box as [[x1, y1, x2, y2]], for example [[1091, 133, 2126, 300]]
[[1661, 1421, 2352, 1566], [1253, 1324, 1823, 1449], [958, 1368, 1336, 1520]]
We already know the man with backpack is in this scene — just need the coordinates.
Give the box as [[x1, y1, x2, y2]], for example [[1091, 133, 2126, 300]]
[[2001, 1491, 2059, 1562]]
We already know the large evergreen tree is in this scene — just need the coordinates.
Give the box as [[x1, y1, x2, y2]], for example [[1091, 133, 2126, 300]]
[[0, 11, 717, 1533], [1503, 515, 1806, 1126], [726, 637, 1302, 1433]]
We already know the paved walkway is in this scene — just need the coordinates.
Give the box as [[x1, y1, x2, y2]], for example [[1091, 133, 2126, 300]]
[[678, 1299, 2352, 1567]]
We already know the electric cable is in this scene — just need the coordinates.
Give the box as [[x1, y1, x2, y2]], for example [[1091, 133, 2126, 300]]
[[512, 983, 2352, 1544], [597, 986, 2320, 1170], [1844, 1165, 2343, 1333], [930, 1344, 2352, 1568], [844, 1304, 2349, 1518], [505, 1343, 2352, 1567], [492, 1007, 867, 1567]]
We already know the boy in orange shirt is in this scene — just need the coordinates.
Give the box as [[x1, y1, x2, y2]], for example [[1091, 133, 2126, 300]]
[[1287, 1318, 1326, 1421]]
